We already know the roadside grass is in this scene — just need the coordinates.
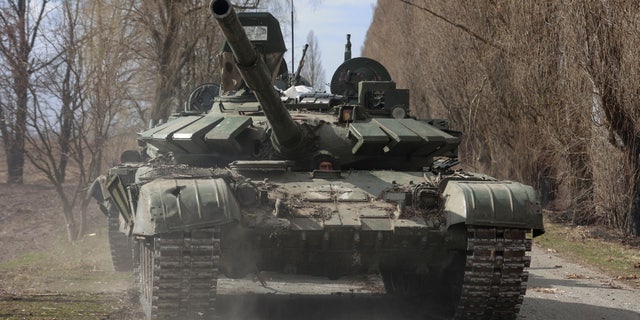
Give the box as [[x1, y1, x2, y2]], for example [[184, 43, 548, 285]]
[[0, 292, 121, 320], [0, 229, 134, 319], [535, 216, 640, 287]]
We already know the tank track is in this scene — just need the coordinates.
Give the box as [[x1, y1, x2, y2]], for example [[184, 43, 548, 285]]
[[107, 213, 134, 272], [454, 226, 532, 320], [139, 228, 220, 320]]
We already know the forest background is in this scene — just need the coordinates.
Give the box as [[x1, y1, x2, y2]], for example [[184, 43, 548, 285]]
[[1, 0, 639, 240]]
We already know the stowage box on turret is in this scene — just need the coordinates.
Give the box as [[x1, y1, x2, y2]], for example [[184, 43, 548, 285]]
[[89, 0, 544, 319]]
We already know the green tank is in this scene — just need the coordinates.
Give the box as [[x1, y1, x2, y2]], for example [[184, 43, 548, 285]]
[[90, 0, 544, 319]]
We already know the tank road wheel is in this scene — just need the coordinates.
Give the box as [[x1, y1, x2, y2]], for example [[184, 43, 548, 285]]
[[452, 226, 532, 320], [107, 212, 134, 272], [138, 228, 221, 320]]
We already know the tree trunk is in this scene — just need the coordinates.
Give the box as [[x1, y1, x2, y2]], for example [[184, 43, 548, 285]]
[[77, 196, 91, 240], [150, 76, 175, 123], [7, 142, 25, 184], [63, 211, 78, 242], [626, 151, 640, 236], [631, 181, 640, 236], [57, 64, 75, 184], [5, 0, 31, 185], [567, 149, 594, 225], [8, 46, 29, 184], [52, 183, 78, 241]]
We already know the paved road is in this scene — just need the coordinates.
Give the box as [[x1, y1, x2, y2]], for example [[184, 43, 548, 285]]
[[216, 273, 428, 320], [213, 245, 640, 320], [520, 245, 640, 320]]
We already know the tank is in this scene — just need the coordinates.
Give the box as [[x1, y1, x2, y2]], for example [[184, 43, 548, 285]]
[[90, 0, 544, 319]]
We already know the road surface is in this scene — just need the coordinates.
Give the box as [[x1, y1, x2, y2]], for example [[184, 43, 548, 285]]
[[211, 245, 640, 320]]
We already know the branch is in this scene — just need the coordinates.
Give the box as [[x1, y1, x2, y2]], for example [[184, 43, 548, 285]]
[[399, 0, 503, 51], [29, 0, 48, 52]]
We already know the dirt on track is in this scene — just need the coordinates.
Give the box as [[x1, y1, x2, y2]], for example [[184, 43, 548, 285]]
[[1, 183, 639, 320]]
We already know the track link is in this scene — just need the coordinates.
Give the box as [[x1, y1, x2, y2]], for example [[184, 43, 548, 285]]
[[139, 228, 220, 320], [454, 226, 532, 320]]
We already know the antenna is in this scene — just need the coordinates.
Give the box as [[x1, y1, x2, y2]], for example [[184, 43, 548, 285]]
[[291, 0, 294, 78]]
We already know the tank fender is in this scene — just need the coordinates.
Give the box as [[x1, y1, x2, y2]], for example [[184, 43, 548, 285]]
[[133, 178, 240, 236], [87, 175, 110, 216], [442, 180, 544, 235]]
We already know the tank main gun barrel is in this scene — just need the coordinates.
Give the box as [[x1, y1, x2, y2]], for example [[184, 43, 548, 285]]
[[210, 0, 304, 154]]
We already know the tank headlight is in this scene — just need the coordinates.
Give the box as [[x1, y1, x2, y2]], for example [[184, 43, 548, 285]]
[[417, 188, 439, 210]]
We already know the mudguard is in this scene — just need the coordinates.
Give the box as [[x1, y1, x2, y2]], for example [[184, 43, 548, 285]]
[[443, 180, 544, 235], [133, 178, 240, 235]]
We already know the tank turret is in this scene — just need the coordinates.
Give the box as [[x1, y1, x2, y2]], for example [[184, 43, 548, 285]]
[[210, 0, 305, 156]]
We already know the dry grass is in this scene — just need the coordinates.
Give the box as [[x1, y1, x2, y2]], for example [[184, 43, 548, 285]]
[[537, 211, 640, 288], [0, 181, 139, 319]]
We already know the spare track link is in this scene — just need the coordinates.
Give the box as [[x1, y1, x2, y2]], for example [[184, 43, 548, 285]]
[[139, 228, 221, 320], [455, 226, 532, 320]]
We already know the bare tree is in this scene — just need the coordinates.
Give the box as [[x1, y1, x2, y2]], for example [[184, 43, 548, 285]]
[[83, 0, 143, 171], [583, 0, 640, 235], [301, 30, 325, 90], [0, 0, 50, 184], [20, 0, 142, 241], [24, 0, 87, 240], [131, 0, 299, 124], [363, 0, 640, 235], [133, 0, 230, 123], [365, 1, 596, 226]]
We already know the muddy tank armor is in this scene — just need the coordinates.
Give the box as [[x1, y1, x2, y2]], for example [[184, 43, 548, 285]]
[[90, 0, 544, 319]]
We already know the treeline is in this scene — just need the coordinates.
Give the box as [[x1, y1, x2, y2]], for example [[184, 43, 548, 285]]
[[363, 0, 640, 236], [0, 0, 256, 240], [0, 0, 310, 240]]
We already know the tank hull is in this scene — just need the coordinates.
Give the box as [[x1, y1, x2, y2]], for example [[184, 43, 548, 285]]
[[98, 162, 541, 319]]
